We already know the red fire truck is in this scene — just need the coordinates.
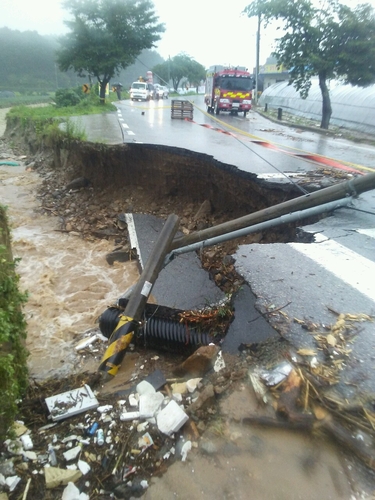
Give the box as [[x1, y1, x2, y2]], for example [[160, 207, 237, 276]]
[[205, 65, 254, 117]]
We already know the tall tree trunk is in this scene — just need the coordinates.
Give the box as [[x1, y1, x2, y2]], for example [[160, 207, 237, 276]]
[[99, 81, 107, 104], [319, 71, 332, 129]]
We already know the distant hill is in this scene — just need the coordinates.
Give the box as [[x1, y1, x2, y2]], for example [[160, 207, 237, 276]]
[[0, 27, 165, 93]]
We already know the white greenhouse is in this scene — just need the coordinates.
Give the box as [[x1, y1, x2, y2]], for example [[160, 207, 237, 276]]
[[258, 78, 375, 134]]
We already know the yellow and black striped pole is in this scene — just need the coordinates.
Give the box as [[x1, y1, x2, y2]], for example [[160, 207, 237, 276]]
[[99, 214, 180, 377]]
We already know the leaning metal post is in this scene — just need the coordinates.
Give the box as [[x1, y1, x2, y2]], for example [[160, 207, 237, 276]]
[[99, 214, 180, 377]]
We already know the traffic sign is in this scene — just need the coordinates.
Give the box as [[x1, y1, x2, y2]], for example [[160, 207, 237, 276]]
[[82, 84, 90, 94]]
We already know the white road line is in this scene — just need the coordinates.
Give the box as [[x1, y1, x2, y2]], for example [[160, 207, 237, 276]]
[[124, 213, 143, 269], [357, 228, 375, 239], [127, 131, 135, 136], [121, 123, 129, 128], [289, 234, 375, 302]]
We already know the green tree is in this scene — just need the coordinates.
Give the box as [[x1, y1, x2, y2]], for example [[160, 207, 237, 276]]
[[152, 53, 206, 91], [244, 0, 375, 129], [56, 0, 165, 102]]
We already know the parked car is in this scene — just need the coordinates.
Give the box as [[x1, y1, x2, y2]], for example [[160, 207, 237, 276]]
[[154, 84, 169, 99], [129, 81, 155, 101]]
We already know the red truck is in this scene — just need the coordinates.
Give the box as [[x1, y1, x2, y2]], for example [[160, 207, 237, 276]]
[[205, 65, 253, 117]]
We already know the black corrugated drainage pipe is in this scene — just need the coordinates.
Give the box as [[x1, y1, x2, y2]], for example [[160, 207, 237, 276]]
[[98, 305, 212, 353]]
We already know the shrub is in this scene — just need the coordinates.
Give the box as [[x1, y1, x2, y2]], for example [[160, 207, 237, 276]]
[[0, 208, 29, 441], [55, 88, 81, 108]]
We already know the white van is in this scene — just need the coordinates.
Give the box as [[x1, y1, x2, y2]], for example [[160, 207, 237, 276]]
[[130, 81, 155, 101]]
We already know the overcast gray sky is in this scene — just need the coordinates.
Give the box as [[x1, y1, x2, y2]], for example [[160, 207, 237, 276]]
[[2, 0, 374, 70]]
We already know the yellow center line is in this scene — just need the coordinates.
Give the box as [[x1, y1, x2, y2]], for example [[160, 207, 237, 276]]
[[194, 103, 375, 174]]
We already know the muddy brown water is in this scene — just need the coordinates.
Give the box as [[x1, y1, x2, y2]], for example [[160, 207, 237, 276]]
[[0, 112, 372, 498]]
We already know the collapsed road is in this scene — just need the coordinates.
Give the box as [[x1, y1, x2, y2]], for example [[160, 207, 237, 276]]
[[1, 102, 375, 499]]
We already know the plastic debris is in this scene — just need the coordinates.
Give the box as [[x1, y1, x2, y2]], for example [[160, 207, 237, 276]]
[[44, 467, 82, 489], [138, 432, 154, 451], [48, 444, 57, 466], [62, 481, 89, 500], [5, 475, 21, 492], [75, 335, 98, 351], [20, 434, 33, 451], [78, 460, 91, 475], [156, 400, 189, 436], [181, 440, 192, 461], [97, 405, 113, 414], [96, 429, 105, 446], [260, 361, 293, 386], [120, 411, 140, 421], [45, 385, 99, 421], [214, 351, 225, 372], [63, 445, 82, 462]]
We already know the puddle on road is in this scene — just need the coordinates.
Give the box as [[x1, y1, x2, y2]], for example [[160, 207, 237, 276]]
[[145, 386, 355, 500], [0, 164, 368, 499]]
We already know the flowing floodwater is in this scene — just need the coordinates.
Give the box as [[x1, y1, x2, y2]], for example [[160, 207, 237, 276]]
[[1, 163, 139, 379]]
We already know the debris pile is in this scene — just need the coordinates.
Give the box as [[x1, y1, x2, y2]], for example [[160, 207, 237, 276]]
[[0, 345, 239, 500], [246, 311, 375, 472]]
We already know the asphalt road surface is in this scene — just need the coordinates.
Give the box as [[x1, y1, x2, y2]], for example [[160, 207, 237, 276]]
[[79, 96, 375, 396]]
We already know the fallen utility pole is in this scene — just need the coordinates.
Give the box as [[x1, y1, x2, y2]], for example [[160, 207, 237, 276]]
[[99, 214, 180, 377], [166, 197, 353, 261], [170, 172, 375, 251]]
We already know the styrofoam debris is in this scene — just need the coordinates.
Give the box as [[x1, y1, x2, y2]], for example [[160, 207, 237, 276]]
[[139, 392, 164, 418], [172, 393, 183, 403], [23, 451, 37, 461], [186, 378, 202, 393], [62, 481, 89, 500], [137, 422, 149, 433], [20, 434, 33, 450], [5, 475, 21, 492], [78, 460, 91, 475], [156, 400, 189, 436], [214, 351, 225, 372], [62, 435, 78, 444], [63, 445, 82, 462], [128, 394, 139, 407], [136, 380, 155, 395], [181, 440, 192, 461]]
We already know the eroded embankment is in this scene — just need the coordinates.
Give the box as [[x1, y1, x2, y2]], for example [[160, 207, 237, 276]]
[[6, 119, 318, 250]]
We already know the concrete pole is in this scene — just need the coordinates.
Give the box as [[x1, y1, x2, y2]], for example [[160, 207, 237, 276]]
[[170, 172, 375, 251]]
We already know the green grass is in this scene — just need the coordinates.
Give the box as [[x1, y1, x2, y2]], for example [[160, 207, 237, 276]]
[[6, 92, 117, 142], [8, 98, 116, 120]]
